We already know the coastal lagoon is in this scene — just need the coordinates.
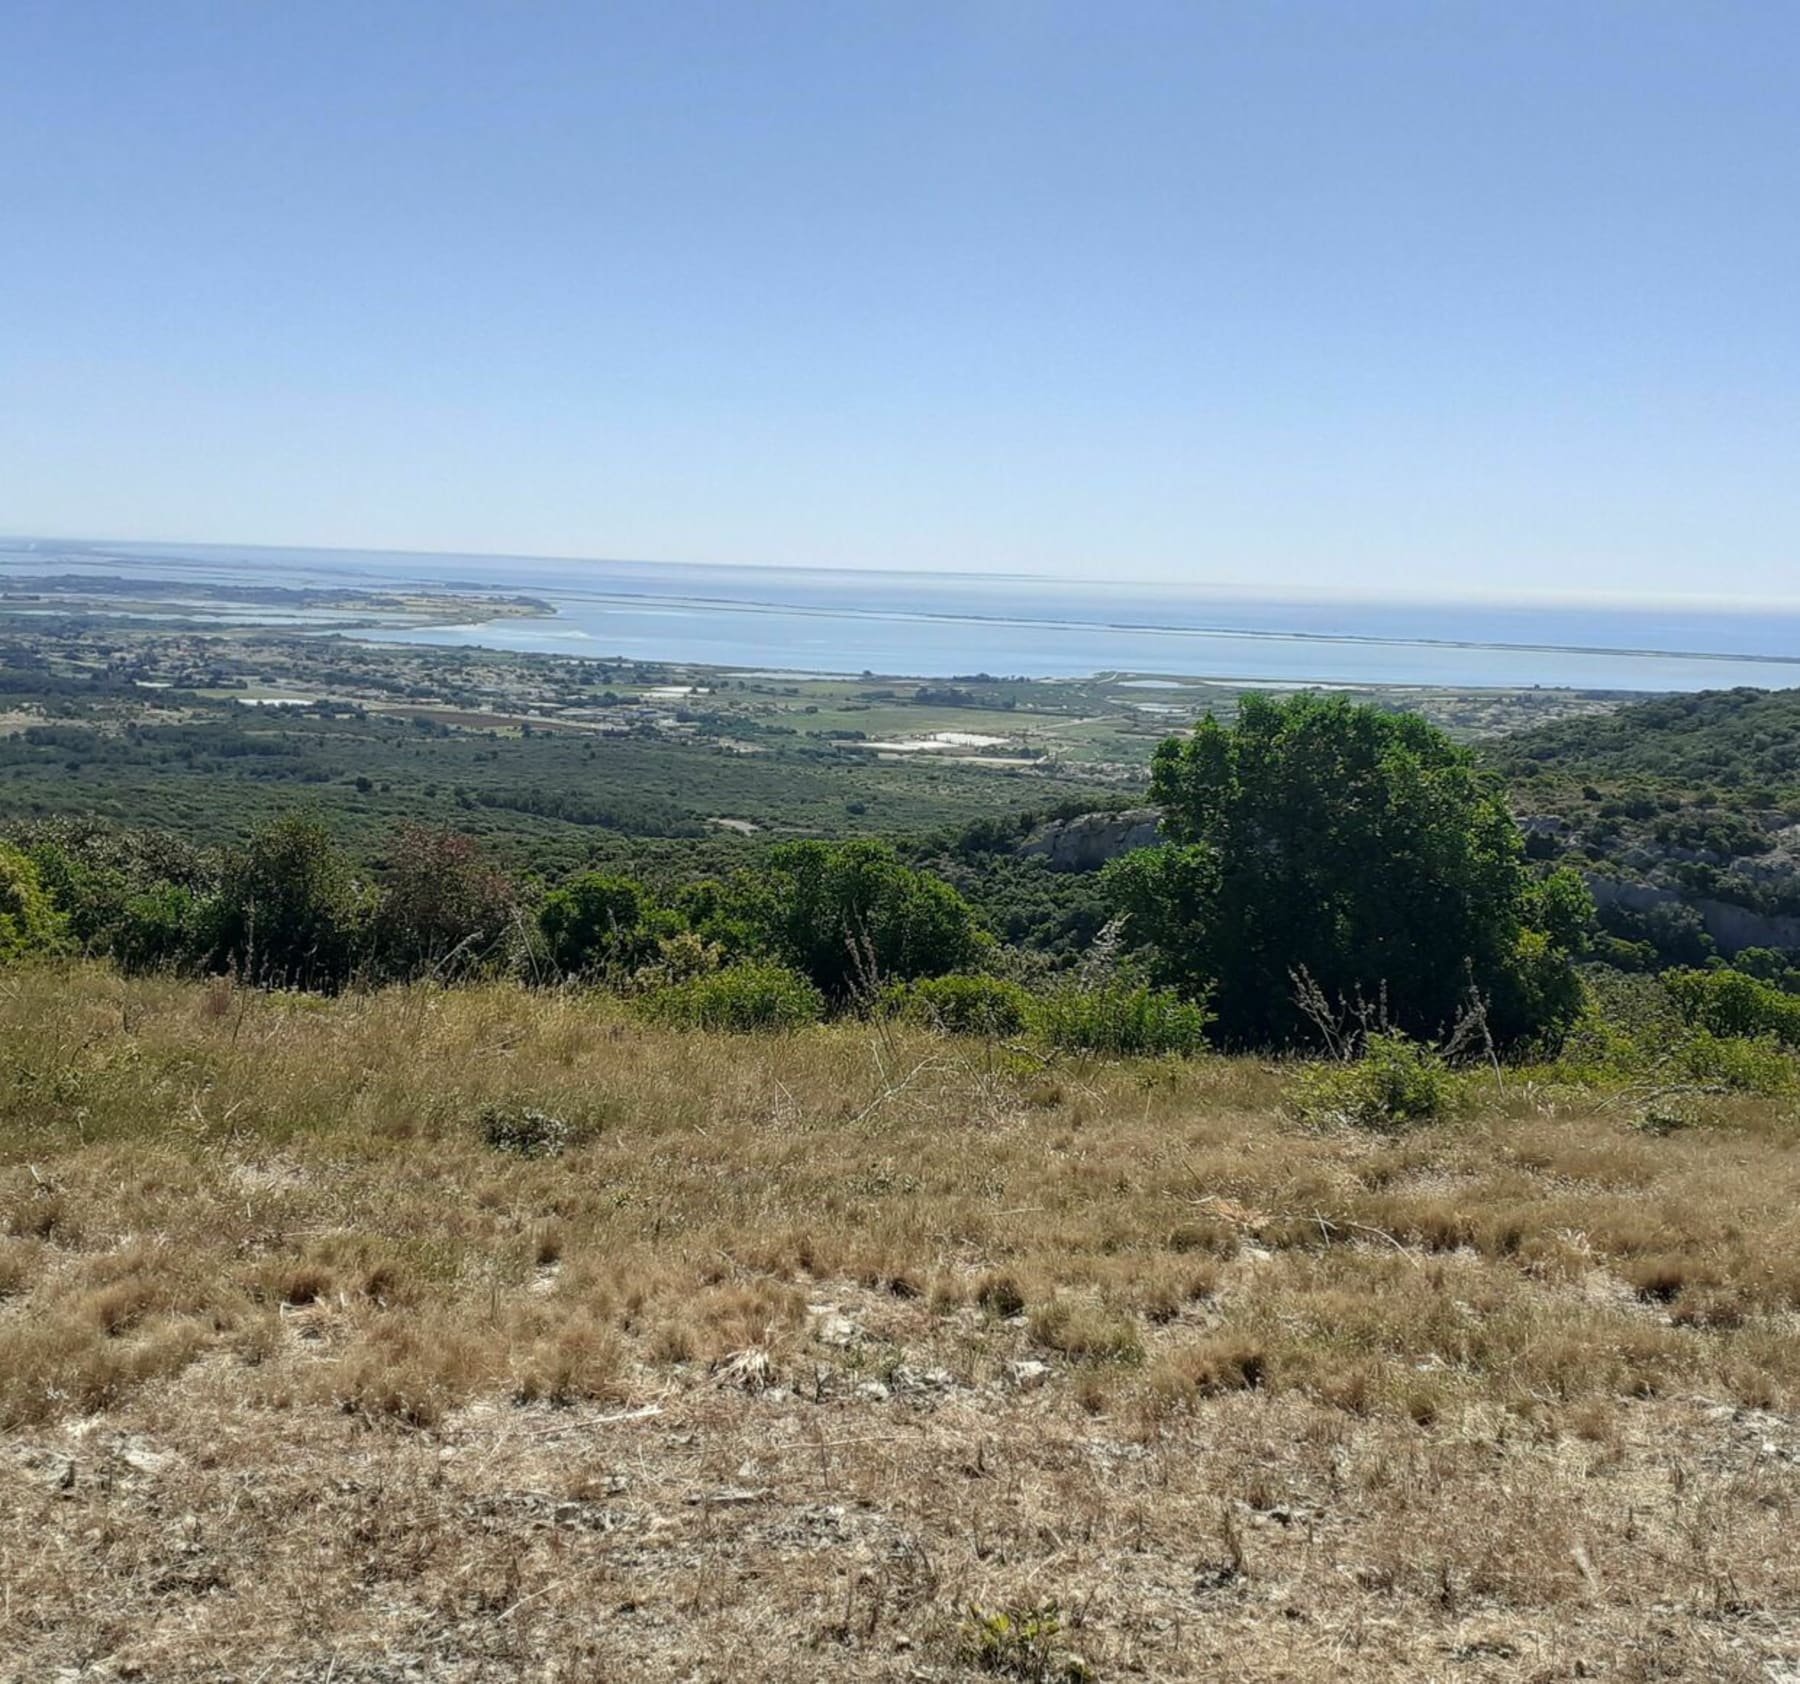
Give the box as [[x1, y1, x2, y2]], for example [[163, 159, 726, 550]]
[[8, 539, 1800, 692]]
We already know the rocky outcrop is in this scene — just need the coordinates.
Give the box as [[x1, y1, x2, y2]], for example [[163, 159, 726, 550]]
[[1016, 808, 1162, 872], [1584, 873, 1800, 956]]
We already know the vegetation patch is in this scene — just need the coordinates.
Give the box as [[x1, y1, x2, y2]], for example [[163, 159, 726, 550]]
[[637, 961, 825, 1033], [1288, 1032, 1465, 1130], [478, 1103, 572, 1158]]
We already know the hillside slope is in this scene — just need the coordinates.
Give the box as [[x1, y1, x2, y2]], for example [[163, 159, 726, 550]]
[[3, 969, 1797, 1681], [1486, 688, 1800, 946], [1488, 685, 1800, 795]]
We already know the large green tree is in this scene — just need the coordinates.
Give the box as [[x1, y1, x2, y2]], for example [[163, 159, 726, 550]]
[[1107, 695, 1582, 1048]]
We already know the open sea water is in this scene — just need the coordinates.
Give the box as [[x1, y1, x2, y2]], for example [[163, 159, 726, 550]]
[[7, 538, 1800, 693]]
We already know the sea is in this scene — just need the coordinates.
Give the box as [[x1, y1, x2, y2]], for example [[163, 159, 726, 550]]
[[6, 538, 1800, 694]]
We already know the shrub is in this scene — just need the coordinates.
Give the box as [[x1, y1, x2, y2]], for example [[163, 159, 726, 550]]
[[629, 930, 727, 990], [1550, 971, 1796, 1093], [750, 839, 989, 1003], [638, 961, 824, 1033], [880, 973, 1031, 1037], [370, 825, 518, 981], [209, 814, 368, 991], [1731, 947, 1800, 992], [957, 1603, 1093, 1683], [0, 843, 67, 965], [1489, 927, 1586, 1051], [536, 871, 669, 978], [1289, 1031, 1462, 1129], [1664, 967, 1800, 1049], [113, 884, 207, 974], [20, 823, 216, 971], [1028, 980, 1209, 1057], [1674, 1028, 1796, 1094]]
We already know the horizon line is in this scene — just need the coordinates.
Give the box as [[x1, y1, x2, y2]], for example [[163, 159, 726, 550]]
[[6, 529, 1800, 617]]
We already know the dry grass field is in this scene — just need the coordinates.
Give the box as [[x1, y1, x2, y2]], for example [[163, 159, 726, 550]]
[[3, 966, 1798, 1682]]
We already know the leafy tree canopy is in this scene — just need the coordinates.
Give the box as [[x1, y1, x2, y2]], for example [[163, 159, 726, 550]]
[[747, 839, 988, 1003], [536, 871, 671, 977], [0, 842, 67, 965], [1107, 695, 1583, 1048], [211, 813, 369, 991]]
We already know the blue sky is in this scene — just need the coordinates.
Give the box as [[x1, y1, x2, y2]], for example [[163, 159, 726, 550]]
[[3, 2, 1797, 598]]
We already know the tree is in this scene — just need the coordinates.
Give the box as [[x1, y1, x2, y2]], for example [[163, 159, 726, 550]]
[[1107, 695, 1581, 1048], [210, 813, 368, 991], [370, 825, 518, 981], [536, 871, 669, 977], [749, 840, 988, 1004]]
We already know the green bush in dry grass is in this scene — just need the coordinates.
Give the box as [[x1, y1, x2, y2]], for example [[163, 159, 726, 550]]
[[958, 1603, 1094, 1683], [1665, 966, 1800, 1049], [1028, 978, 1209, 1057], [879, 972, 1032, 1037], [209, 814, 369, 991], [752, 838, 990, 1003], [535, 870, 670, 978], [1671, 1028, 1797, 1094], [1289, 1031, 1462, 1129], [1548, 970, 1797, 1095], [1108, 694, 1586, 1050], [0, 843, 66, 965], [637, 960, 824, 1032]]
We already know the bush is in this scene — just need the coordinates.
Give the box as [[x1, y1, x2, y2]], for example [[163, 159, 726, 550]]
[[749, 840, 989, 1003], [371, 825, 518, 981], [1675, 1029, 1796, 1095], [1489, 927, 1587, 1051], [0, 843, 66, 964], [880, 973, 1031, 1037], [637, 961, 824, 1033], [1549, 971, 1796, 1093], [1664, 967, 1800, 1048], [957, 1603, 1093, 1684], [113, 884, 207, 974], [536, 871, 671, 978], [1731, 947, 1800, 993], [209, 814, 368, 991], [1028, 980, 1209, 1057], [1289, 1032, 1462, 1129], [19, 823, 216, 971]]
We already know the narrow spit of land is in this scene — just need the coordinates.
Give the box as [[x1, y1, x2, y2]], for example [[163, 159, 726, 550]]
[[3, 970, 1797, 1681]]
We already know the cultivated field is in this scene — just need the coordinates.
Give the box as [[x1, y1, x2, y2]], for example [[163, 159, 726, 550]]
[[3, 969, 1797, 1681]]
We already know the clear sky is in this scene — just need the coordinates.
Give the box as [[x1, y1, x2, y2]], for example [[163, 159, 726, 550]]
[[3, 2, 1797, 598]]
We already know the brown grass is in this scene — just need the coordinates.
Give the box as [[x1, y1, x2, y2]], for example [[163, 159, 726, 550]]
[[2, 964, 1798, 1680]]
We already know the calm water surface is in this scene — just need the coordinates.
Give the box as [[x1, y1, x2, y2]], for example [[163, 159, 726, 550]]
[[7, 539, 1800, 692]]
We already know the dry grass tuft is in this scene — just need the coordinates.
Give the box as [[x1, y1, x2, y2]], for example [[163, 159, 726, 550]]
[[1150, 1335, 1269, 1406]]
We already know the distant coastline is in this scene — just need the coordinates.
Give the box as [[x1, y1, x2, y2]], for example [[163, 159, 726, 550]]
[[453, 582, 1800, 670], [5, 537, 1800, 692]]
